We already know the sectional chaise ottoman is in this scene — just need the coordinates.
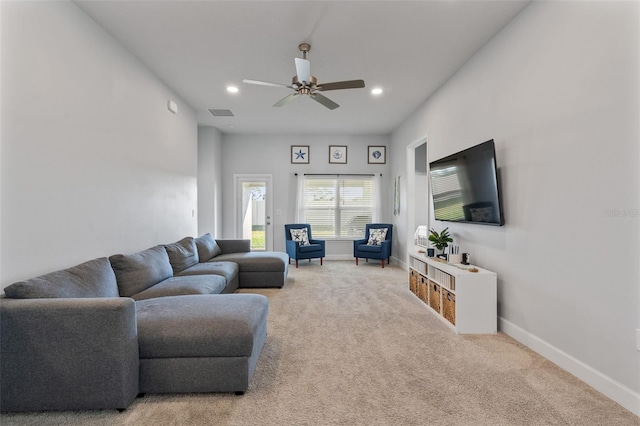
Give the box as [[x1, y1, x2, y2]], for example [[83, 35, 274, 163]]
[[0, 233, 289, 412]]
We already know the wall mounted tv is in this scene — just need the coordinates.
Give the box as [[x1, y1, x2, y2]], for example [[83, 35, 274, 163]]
[[429, 139, 504, 226]]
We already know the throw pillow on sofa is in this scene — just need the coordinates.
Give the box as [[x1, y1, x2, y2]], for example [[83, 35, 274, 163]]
[[109, 246, 173, 297], [194, 233, 222, 262], [164, 237, 200, 274], [3, 257, 119, 299]]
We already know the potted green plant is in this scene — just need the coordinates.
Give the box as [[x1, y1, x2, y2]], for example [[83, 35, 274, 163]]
[[428, 227, 453, 255]]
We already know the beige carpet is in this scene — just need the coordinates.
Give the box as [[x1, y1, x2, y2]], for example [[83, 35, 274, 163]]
[[2, 261, 638, 426]]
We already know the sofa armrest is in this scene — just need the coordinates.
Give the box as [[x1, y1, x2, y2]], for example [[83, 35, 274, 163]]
[[216, 239, 251, 254], [0, 297, 139, 412]]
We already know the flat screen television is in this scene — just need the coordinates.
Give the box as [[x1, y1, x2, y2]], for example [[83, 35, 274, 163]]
[[429, 139, 504, 226]]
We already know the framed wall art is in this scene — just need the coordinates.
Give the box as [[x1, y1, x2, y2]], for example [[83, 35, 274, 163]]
[[329, 145, 347, 164], [291, 145, 310, 164], [368, 146, 386, 164]]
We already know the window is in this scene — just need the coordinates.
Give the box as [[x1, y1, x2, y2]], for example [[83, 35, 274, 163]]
[[297, 176, 377, 239]]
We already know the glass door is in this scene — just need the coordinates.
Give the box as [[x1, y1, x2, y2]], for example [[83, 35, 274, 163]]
[[234, 175, 273, 251]]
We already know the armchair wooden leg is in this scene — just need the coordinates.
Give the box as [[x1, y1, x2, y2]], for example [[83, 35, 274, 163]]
[[381, 259, 385, 268], [295, 259, 299, 268], [355, 257, 359, 265], [321, 258, 323, 266]]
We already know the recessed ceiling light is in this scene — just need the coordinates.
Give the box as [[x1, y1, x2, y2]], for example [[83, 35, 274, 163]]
[[227, 86, 239, 93], [371, 87, 383, 95]]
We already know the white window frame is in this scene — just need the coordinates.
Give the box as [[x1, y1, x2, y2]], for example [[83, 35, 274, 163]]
[[296, 174, 380, 240]]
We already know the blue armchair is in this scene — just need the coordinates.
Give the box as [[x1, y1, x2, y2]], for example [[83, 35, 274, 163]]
[[354, 224, 393, 268], [284, 224, 326, 268]]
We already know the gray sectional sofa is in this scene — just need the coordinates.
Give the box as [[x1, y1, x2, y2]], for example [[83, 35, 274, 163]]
[[0, 234, 289, 412]]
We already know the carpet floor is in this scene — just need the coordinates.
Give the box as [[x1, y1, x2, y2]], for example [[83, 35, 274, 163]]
[[2, 260, 638, 425]]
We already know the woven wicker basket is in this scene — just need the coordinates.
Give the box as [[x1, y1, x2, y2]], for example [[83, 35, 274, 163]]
[[409, 270, 418, 294], [429, 282, 441, 313], [442, 289, 456, 325], [417, 277, 428, 303]]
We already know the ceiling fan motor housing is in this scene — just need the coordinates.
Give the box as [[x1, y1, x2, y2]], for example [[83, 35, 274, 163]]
[[292, 75, 317, 91]]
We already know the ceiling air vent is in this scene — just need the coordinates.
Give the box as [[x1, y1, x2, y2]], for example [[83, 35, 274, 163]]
[[208, 109, 235, 117]]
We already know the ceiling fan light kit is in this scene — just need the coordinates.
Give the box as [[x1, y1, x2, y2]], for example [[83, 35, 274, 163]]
[[242, 43, 365, 110]]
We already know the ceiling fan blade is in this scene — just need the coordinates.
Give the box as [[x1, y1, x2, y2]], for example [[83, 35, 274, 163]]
[[242, 79, 290, 89], [294, 58, 311, 84], [310, 93, 339, 110], [273, 93, 298, 107], [317, 79, 365, 91]]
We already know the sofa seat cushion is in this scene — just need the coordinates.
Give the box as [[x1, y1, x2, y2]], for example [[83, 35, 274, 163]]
[[131, 275, 227, 301], [136, 294, 269, 358], [175, 261, 239, 284], [4, 257, 119, 299], [110, 246, 173, 297], [355, 244, 382, 253], [164, 237, 199, 274], [212, 252, 288, 273]]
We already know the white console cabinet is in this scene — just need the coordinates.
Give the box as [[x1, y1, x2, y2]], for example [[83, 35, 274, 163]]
[[409, 250, 497, 334]]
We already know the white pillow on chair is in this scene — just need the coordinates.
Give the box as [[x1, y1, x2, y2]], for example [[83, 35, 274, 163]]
[[290, 228, 310, 246], [367, 228, 388, 246]]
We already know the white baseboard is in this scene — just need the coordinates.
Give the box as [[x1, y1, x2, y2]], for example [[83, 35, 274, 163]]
[[324, 255, 406, 269], [499, 317, 640, 417], [392, 256, 406, 270], [325, 254, 354, 261]]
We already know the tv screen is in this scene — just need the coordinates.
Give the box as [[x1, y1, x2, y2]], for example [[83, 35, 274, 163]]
[[429, 139, 504, 226]]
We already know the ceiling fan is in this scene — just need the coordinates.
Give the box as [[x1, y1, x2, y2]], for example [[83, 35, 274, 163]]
[[242, 43, 365, 110]]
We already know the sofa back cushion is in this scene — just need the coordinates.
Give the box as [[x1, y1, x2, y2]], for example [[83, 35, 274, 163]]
[[194, 233, 222, 262], [164, 237, 199, 273], [109, 246, 173, 297], [3, 257, 119, 299]]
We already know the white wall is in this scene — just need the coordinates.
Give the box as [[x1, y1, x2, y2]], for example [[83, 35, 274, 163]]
[[202, 133, 391, 255], [0, 1, 198, 288], [198, 126, 223, 237], [390, 1, 639, 414]]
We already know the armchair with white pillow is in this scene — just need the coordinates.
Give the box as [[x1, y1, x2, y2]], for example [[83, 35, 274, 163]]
[[284, 224, 325, 268], [353, 223, 393, 268]]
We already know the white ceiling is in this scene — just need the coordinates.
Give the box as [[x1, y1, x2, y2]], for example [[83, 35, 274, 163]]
[[74, 0, 530, 135]]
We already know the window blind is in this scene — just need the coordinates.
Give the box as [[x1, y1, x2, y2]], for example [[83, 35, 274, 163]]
[[299, 176, 375, 239]]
